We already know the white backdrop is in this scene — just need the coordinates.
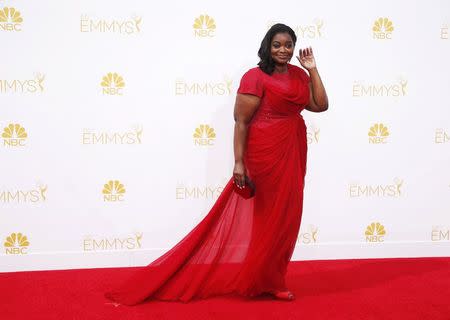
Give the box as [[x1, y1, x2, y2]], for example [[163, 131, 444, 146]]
[[1, 0, 449, 272]]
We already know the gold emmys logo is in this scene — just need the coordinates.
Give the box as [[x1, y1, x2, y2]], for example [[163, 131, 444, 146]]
[[431, 226, 450, 241], [349, 178, 403, 198], [368, 123, 389, 144], [352, 78, 407, 97], [435, 129, 450, 143], [4, 232, 29, 254], [193, 14, 216, 37], [267, 19, 324, 39], [82, 125, 143, 145], [101, 72, 125, 95], [2, 123, 27, 147], [307, 127, 320, 144], [0, 183, 48, 203], [175, 76, 232, 96], [0, 73, 45, 94], [0, 7, 23, 31], [80, 14, 142, 34], [102, 180, 126, 202], [83, 232, 142, 251], [365, 222, 386, 242], [176, 183, 224, 200], [440, 24, 448, 40], [193, 124, 216, 146], [372, 17, 394, 39], [297, 224, 318, 244]]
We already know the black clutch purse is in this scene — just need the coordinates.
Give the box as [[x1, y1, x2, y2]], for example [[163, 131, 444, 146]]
[[232, 176, 256, 199]]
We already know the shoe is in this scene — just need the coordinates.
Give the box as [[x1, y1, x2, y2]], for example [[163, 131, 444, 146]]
[[269, 290, 295, 301]]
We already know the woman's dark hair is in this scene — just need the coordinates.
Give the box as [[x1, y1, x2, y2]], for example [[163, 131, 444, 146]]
[[258, 23, 297, 75]]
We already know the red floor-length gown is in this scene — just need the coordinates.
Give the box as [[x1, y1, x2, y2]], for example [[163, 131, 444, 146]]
[[105, 63, 310, 305]]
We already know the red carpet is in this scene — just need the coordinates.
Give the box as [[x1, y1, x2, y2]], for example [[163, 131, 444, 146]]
[[1, 257, 449, 320]]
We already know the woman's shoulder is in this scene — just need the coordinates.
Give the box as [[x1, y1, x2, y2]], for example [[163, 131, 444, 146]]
[[288, 64, 308, 75], [241, 66, 264, 78], [237, 66, 265, 97], [288, 64, 310, 82]]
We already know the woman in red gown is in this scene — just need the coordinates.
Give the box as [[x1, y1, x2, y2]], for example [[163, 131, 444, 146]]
[[105, 23, 328, 305]]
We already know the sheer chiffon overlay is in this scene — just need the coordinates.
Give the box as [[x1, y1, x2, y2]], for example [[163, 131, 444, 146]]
[[104, 64, 310, 305]]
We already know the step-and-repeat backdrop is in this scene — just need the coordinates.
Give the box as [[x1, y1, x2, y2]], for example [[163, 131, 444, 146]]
[[1, 0, 449, 272]]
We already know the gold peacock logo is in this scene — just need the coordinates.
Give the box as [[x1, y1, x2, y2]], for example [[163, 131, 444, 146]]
[[2, 123, 27, 147], [368, 123, 389, 144], [365, 222, 386, 242], [193, 14, 216, 37], [101, 73, 125, 95], [0, 7, 23, 31], [102, 180, 126, 202], [372, 17, 394, 39], [193, 124, 216, 146], [4, 232, 29, 254]]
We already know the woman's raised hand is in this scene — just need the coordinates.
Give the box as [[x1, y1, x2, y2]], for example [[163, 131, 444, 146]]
[[296, 47, 316, 70]]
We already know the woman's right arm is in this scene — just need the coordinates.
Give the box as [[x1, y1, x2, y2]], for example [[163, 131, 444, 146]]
[[233, 93, 260, 188]]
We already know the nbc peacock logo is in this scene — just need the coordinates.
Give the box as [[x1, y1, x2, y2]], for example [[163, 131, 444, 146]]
[[4, 232, 29, 254], [193, 14, 216, 37], [101, 73, 125, 95], [2, 123, 27, 147], [368, 123, 389, 144], [0, 7, 23, 31], [372, 17, 394, 39], [102, 180, 126, 202], [365, 222, 386, 242], [193, 124, 216, 146]]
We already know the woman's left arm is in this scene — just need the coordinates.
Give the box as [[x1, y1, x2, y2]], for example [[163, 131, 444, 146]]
[[306, 67, 328, 112], [297, 47, 329, 112]]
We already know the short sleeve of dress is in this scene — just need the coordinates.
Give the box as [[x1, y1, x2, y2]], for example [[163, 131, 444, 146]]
[[297, 67, 311, 84], [237, 68, 264, 98]]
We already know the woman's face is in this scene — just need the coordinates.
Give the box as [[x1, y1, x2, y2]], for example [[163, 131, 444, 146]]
[[270, 32, 294, 64]]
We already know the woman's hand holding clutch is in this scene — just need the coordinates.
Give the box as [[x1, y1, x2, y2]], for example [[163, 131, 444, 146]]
[[233, 161, 255, 199]]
